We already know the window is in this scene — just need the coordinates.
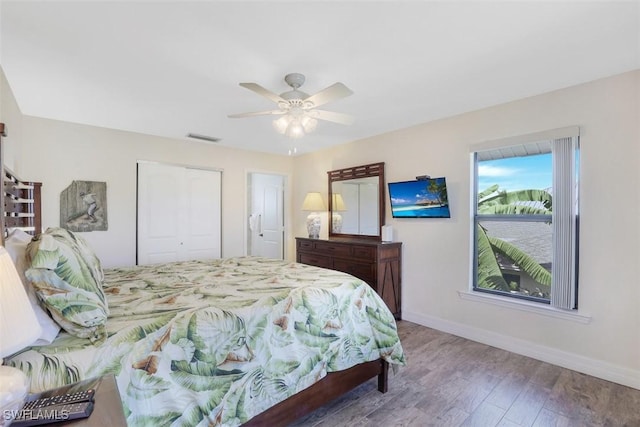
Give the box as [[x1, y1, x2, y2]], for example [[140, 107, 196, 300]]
[[471, 127, 579, 309]]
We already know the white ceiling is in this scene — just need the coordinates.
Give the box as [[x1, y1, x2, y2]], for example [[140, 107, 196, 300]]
[[1, 1, 638, 155]]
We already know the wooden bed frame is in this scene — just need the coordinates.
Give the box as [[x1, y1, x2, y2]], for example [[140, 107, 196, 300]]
[[0, 131, 391, 426]]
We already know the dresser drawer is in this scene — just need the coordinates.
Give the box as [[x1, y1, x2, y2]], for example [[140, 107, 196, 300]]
[[351, 245, 376, 261], [333, 259, 375, 285], [299, 253, 333, 269], [297, 239, 315, 251], [314, 241, 352, 258]]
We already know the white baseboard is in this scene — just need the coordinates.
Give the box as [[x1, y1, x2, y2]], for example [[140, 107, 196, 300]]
[[402, 310, 640, 390]]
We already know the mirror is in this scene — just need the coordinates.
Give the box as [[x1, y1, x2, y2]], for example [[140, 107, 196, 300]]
[[328, 162, 385, 240]]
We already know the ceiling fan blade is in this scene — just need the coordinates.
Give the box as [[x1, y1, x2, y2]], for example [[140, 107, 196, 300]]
[[228, 110, 285, 118], [313, 109, 355, 125], [239, 82, 287, 104], [304, 83, 353, 108]]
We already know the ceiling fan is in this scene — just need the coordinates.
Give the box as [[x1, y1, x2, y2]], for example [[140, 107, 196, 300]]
[[228, 73, 354, 138]]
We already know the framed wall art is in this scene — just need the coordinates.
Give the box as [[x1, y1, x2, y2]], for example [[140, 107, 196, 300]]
[[60, 180, 108, 232]]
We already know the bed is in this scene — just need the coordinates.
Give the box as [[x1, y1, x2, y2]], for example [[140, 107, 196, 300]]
[[1, 165, 406, 426]]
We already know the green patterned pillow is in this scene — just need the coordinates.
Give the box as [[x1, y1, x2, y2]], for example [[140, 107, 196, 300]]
[[25, 228, 109, 343]]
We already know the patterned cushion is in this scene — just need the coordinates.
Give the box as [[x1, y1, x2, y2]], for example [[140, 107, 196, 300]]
[[25, 228, 109, 343]]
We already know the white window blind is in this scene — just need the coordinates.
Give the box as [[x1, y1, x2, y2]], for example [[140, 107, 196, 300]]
[[551, 136, 579, 309]]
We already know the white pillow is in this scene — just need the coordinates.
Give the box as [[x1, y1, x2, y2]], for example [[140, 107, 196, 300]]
[[4, 229, 61, 344]]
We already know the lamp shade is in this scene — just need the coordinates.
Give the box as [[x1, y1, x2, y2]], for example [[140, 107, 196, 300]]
[[332, 193, 347, 212], [0, 246, 41, 359], [301, 192, 325, 212]]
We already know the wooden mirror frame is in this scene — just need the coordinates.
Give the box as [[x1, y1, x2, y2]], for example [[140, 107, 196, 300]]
[[328, 162, 385, 241]]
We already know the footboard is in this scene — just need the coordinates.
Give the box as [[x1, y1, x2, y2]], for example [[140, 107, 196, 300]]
[[244, 359, 389, 426]]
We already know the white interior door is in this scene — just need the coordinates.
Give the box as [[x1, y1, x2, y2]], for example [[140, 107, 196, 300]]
[[138, 162, 221, 265], [248, 173, 284, 259]]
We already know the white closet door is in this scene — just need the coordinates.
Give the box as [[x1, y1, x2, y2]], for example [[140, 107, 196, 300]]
[[137, 162, 221, 265], [184, 167, 221, 260]]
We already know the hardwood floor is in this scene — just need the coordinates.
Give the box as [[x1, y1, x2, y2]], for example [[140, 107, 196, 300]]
[[290, 321, 640, 427]]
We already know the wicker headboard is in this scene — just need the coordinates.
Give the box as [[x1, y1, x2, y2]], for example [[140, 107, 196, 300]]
[[2, 166, 42, 238]]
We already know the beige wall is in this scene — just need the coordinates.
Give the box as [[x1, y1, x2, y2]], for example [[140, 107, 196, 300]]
[[0, 68, 23, 170], [19, 118, 294, 268], [296, 70, 640, 389]]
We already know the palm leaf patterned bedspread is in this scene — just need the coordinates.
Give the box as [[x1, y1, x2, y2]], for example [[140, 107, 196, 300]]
[[8, 256, 405, 426]]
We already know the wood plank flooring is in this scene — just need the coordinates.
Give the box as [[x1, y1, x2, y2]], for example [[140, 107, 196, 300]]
[[290, 320, 640, 427]]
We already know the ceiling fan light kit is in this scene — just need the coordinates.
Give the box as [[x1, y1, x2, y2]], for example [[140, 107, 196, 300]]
[[229, 73, 354, 139], [272, 108, 318, 139]]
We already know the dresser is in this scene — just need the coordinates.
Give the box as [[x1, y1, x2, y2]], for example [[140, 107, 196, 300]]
[[296, 237, 402, 319]]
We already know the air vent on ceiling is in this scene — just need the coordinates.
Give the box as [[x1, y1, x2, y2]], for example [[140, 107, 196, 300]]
[[187, 133, 221, 143]]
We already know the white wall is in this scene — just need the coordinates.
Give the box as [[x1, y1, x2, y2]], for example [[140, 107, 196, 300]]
[[0, 68, 23, 170], [295, 70, 640, 389], [10, 115, 294, 267]]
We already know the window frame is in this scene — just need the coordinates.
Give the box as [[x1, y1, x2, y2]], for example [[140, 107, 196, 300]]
[[469, 127, 580, 309]]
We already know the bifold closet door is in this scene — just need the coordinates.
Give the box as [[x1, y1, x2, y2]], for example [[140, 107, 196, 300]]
[[137, 162, 221, 265]]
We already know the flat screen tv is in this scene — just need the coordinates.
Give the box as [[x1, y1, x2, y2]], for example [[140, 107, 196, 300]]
[[388, 177, 450, 218]]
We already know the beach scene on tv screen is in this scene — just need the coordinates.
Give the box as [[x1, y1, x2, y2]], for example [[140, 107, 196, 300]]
[[389, 178, 450, 218]]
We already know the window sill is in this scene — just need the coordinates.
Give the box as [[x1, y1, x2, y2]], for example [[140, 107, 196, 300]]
[[457, 290, 592, 324]]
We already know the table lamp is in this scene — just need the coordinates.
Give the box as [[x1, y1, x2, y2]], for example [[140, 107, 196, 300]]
[[0, 246, 41, 426], [301, 192, 325, 239]]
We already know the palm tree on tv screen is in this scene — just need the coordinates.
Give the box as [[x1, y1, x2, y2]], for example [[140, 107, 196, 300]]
[[427, 179, 448, 206]]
